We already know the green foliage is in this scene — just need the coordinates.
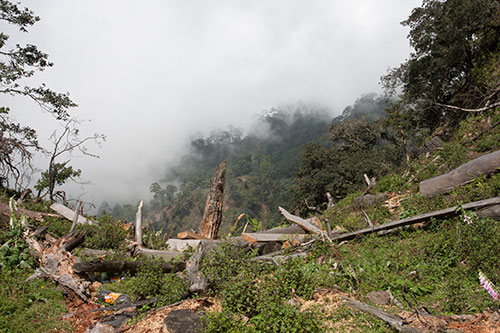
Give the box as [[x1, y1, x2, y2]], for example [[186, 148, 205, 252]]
[[146, 105, 331, 234], [201, 241, 261, 293], [382, 0, 500, 129], [101, 257, 187, 308], [0, 0, 77, 187], [292, 96, 403, 210], [0, 269, 70, 332], [34, 161, 81, 195], [375, 173, 409, 193], [80, 214, 127, 250], [201, 241, 325, 331], [0, 199, 34, 270]]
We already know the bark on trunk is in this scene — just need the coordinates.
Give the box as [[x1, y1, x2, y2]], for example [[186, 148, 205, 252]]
[[73, 260, 185, 274], [419, 150, 500, 196], [199, 161, 226, 239]]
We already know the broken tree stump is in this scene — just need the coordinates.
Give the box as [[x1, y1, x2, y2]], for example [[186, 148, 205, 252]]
[[199, 160, 226, 239], [25, 230, 93, 301], [420, 150, 500, 196]]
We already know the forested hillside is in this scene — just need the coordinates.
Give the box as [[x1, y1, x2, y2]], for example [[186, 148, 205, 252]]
[[106, 94, 395, 236], [1, 0, 500, 332]]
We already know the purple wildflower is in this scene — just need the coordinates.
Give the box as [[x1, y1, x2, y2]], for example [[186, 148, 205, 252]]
[[479, 271, 500, 301], [463, 214, 472, 225]]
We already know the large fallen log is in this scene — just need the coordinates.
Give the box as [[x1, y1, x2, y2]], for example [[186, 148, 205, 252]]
[[73, 260, 185, 274], [199, 161, 226, 239], [340, 296, 421, 332], [420, 150, 500, 196], [333, 197, 500, 241], [241, 224, 308, 243], [278, 207, 323, 234], [242, 233, 307, 243], [0, 202, 60, 221], [50, 202, 94, 225], [278, 207, 331, 242]]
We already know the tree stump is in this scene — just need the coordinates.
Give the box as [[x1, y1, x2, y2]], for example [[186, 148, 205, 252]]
[[199, 161, 226, 239]]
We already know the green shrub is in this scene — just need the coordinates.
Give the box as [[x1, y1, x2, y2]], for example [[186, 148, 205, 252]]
[[375, 173, 408, 193], [101, 257, 188, 307], [201, 241, 263, 293], [80, 214, 127, 249]]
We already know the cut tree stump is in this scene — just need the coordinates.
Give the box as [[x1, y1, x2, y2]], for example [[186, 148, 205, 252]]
[[199, 160, 226, 239], [420, 150, 500, 196]]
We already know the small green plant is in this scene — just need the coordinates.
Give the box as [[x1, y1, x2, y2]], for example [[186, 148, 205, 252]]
[[0, 198, 34, 270]]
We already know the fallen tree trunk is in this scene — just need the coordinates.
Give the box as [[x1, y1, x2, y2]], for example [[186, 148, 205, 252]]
[[73, 260, 185, 274], [199, 161, 226, 239], [333, 197, 500, 241], [0, 202, 60, 221], [177, 231, 208, 240], [242, 233, 308, 243], [340, 296, 421, 332], [278, 207, 331, 242], [420, 150, 500, 196], [50, 202, 93, 225]]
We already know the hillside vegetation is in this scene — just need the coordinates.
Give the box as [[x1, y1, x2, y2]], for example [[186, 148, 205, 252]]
[[0, 0, 500, 331]]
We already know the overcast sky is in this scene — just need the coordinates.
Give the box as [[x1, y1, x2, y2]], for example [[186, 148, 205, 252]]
[[2, 0, 421, 207]]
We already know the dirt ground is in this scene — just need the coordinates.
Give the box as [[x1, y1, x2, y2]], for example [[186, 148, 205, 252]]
[[61, 288, 500, 332]]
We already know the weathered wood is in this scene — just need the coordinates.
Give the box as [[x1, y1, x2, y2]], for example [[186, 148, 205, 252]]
[[199, 161, 226, 239], [278, 207, 324, 235], [72, 260, 185, 274], [227, 213, 246, 237], [262, 224, 307, 235], [62, 229, 85, 252], [477, 204, 500, 220], [353, 193, 389, 209], [132, 246, 184, 261], [242, 233, 307, 243], [177, 231, 208, 240], [334, 197, 500, 241], [50, 202, 93, 225], [68, 201, 83, 233], [135, 200, 143, 246], [25, 230, 93, 301], [16, 188, 32, 204], [0, 202, 59, 221], [166, 239, 203, 251], [340, 296, 421, 332], [186, 241, 219, 293], [420, 150, 500, 196]]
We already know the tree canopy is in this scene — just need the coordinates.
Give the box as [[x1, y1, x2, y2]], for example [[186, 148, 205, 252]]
[[382, 0, 500, 128], [0, 0, 77, 188]]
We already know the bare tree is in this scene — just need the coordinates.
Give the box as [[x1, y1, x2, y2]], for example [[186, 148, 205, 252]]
[[36, 119, 105, 202]]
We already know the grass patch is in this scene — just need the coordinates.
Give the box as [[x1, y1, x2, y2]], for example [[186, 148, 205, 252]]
[[0, 269, 70, 333]]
